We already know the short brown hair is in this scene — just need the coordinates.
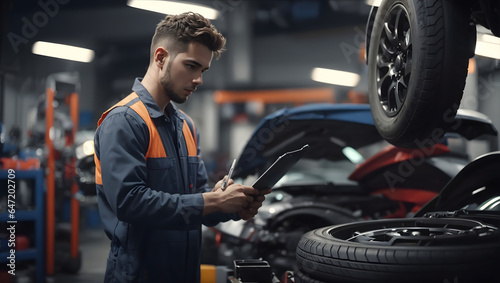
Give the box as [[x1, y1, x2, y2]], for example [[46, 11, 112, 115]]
[[150, 12, 226, 61]]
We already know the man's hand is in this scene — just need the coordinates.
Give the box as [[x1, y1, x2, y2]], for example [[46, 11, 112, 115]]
[[212, 175, 233, 192], [202, 183, 258, 215], [218, 184, 258, 214], [238, 189, 272, 220]]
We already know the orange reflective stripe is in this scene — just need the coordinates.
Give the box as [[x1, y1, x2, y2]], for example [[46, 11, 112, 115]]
[[182, 121, 197, 157], [96, 92, 166, 158], [179, 109, 198, 146], [95, 93, 141, 185], [98, 93, 139, 126], [94, 154, 102, 185], [129, 101, 167, 159]]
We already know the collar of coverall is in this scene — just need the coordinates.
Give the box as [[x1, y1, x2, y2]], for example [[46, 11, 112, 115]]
[[132, 77, 182, 121]]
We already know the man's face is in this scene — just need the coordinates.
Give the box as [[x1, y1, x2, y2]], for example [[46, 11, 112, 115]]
[[160, 41, 213, 104]]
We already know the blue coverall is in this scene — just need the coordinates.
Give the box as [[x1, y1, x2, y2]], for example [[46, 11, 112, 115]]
[[94, 78, 238, 282]]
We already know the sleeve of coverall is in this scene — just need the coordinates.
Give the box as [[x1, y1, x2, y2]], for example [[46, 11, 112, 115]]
[[98, 109, 206, 229]]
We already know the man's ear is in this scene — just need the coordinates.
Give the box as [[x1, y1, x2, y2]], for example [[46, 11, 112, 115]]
[[154, 47, 169, 68]]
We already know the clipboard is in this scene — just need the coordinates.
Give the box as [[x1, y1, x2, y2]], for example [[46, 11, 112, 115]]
[[252, 144, 309, 190]]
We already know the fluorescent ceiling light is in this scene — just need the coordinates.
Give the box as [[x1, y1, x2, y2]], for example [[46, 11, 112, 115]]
[[32, 41, 94, 63], [365, 0, 382, 7], [311, 67, 360, 87], [475, 34, 500, 60], [127, 0, 219, 20]]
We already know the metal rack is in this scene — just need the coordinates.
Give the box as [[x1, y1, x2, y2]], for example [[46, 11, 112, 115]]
[[0, 169, 45, 282]]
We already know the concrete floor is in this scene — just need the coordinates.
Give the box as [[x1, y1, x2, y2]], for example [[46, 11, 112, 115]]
[[52, 228, 109, 283]]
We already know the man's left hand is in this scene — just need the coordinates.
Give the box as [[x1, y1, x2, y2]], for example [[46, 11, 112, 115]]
[[238, 189, 272, 220]]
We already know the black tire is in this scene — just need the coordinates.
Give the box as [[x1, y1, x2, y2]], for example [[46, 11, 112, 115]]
[[367, 0, 472, 148], [296, 218, 500, 283], [294, 267, 326, 283]]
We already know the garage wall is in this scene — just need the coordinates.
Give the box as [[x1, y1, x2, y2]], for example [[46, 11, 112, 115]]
[[2, 74, 36, 145], [253, 26, 366, 89]]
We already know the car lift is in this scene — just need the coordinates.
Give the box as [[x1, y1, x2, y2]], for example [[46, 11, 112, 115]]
[[45, 73, 81, 276]]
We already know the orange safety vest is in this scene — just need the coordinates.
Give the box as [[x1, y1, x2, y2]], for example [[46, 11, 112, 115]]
[[94, 92, 198, 185]]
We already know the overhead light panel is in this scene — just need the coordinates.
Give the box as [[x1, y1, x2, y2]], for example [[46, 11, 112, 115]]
[[32, 41, 95, 63], [475, 33, 500, 60], [311, 67, 360, 87], [127, 0, 219, 20]]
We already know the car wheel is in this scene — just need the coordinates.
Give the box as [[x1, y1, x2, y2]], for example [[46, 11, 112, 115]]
[[367, 0, 473, 148], [295, 218, 500, 283]]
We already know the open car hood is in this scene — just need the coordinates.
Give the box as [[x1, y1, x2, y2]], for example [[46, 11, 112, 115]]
[[234, 104, 379, 179], [234, 104, 498, 180], [448, 109, 498, 140], [415, 151, 500, 216]]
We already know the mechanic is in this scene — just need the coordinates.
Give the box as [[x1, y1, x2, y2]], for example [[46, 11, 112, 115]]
[[94, 12, 270, 282]]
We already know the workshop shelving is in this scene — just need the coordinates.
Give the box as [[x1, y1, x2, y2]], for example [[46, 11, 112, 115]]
[[0, 169, 45, 282]]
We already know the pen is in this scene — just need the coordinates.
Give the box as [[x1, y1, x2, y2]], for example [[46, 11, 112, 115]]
[[221, 159, 236, 191]]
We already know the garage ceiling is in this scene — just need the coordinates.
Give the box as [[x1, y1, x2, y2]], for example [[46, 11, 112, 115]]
[[2, 0, 369, 60], [0, 0, 372, 103]]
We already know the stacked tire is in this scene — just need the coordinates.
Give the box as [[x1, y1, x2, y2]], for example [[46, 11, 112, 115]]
[[294, 218, 500, 283]]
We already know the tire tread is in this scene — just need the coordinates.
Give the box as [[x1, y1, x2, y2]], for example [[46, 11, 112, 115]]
[[296, 220, 500, 282]]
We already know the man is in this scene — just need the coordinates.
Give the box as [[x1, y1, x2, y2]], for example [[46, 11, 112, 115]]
[[94, 12, 269, 282]]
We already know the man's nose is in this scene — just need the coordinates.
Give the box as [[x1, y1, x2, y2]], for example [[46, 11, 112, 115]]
[[193, 73, 203, 85]]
